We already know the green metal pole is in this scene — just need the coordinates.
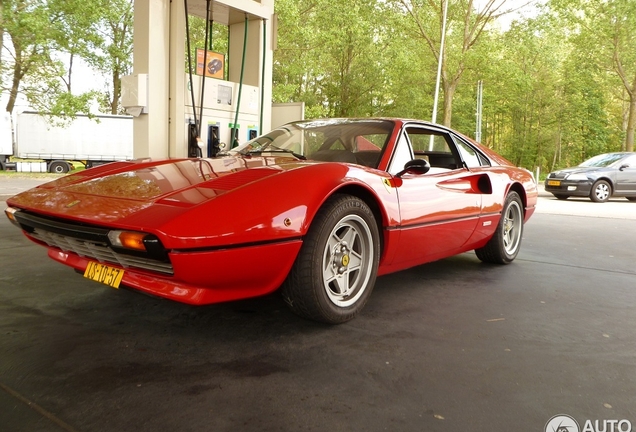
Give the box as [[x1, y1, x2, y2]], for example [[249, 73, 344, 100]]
[[259, 18, 266, 135], [232, 14, 248, 148]]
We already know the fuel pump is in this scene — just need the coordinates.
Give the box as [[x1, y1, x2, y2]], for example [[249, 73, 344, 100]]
[[120, 1, 274, 160], [208, 124, 221, 157], [188, 123, 201, 157], [180, 1, 269, 158]]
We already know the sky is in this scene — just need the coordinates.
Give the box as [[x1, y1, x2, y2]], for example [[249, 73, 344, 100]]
[[493, 0, 544, 29]]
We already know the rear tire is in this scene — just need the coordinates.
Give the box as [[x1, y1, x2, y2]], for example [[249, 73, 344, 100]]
[[282, 194, 380, 324], [475, 191, 524, 264]]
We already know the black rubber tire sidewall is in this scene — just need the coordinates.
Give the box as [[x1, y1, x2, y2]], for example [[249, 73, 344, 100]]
[[590, 180, 611, 203], [475, 191, 524, 265], [282, 194, 380, 324], [50, 162, 69, 174]]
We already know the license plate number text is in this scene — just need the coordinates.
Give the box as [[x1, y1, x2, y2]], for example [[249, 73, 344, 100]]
[[83, 262, 125, 289]]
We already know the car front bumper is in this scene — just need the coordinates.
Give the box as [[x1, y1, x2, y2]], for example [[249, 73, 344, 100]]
[[47, 239, 303, 305], [544, 179, 592, 197]]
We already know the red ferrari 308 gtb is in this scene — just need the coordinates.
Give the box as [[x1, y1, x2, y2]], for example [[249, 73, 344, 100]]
[[5, 118, 537, 323]]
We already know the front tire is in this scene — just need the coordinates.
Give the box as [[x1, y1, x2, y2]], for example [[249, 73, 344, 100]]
[[282, 194, 380, 324], [475, 191, 524, 264], [590, 180, 611, 202]]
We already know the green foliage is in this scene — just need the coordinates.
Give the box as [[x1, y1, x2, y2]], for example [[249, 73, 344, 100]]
[[274, 0, 398, 118], [0, 0, 133, 117], [550, 0, 636, 152], [272, 0, 633, 170], [83, 0, 134, 114], [1, 0, 99, 116]]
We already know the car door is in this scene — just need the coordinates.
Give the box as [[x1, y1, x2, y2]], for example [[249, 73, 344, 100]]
[[388, 125, 485, 267], [613, 154, 636, 196]]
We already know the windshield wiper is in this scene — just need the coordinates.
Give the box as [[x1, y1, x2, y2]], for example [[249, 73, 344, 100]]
[[244, 146, 306, 160]]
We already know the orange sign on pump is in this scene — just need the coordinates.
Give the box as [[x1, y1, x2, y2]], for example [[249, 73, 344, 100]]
[[196, 49, 225, 79]]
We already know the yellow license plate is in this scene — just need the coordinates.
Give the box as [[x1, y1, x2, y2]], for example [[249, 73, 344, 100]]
[[83, 261, 125, 289], [547, 180, 561, 186]]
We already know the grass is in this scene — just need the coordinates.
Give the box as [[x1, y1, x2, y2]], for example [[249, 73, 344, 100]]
[[1, 159, 85, 178]]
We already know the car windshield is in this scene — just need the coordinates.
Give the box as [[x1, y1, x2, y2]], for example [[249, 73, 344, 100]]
[[229, 119, 394, 168], [579, 153, 625, 168]]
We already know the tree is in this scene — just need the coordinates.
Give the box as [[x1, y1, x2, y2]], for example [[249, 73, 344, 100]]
[[272, 0, 325, 117], [2, 0, 52, 113], [1, 0, 98, 116], [477, 15, 564, 170], [50, 0, 134, 115], [397, 0, 529, 127], [378, 6, 438, 120], [274, 0, 397, 118], [90, 0, 133, 114], [48, 0, 101, 93], [550, 0, 636, 152]]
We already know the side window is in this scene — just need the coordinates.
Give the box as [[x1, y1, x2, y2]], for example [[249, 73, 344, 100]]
[[410, 133, 451, 154], [622, 155, 636, 167], [388, 132, 413, 175], [389, 126, 488, 174], [454, 137, 490, 168], [406, 127, 460, 170]]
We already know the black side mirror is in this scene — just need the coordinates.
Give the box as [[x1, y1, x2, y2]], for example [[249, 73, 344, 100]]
[[619, 164, 629, 171], [396, 158, 431, 178]]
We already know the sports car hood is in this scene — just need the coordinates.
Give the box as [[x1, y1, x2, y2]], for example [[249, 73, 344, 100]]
[[7, 156, 306, 224]]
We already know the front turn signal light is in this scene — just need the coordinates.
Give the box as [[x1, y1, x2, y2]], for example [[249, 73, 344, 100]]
[[4, 207, 19, 226], [108, 230, 148, 251]]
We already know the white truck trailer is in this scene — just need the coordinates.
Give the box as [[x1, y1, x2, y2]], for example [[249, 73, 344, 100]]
[[0, 112, 13, 171], [1, 111, 133, 173]]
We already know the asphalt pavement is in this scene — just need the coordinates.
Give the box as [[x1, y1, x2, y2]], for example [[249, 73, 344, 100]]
[[1, 176, 635, 432], [0, 176, 59, 199]]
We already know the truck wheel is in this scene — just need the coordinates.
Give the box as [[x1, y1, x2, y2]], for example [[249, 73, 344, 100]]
[[49, 161, 70, 174]]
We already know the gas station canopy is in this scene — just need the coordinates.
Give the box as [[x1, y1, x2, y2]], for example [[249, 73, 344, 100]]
[[185, 0, 272, 24]]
